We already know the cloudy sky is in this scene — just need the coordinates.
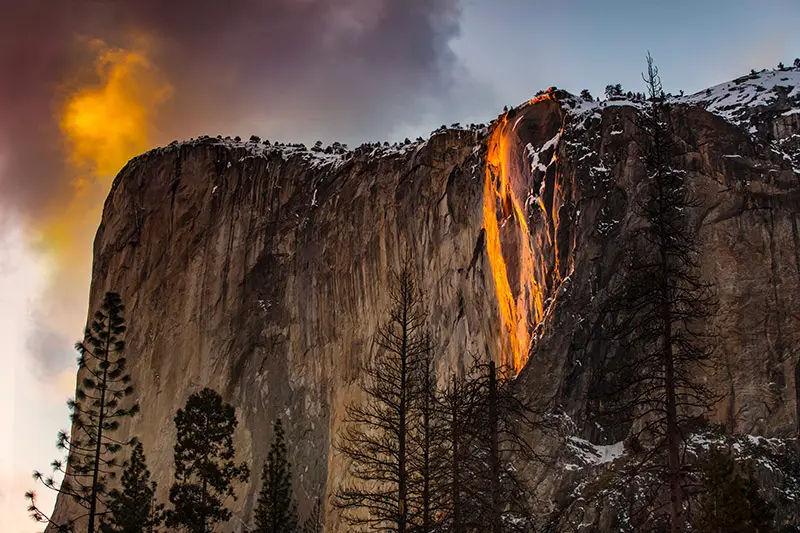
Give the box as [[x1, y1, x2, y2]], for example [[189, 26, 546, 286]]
[[2, 0, 799, 531]]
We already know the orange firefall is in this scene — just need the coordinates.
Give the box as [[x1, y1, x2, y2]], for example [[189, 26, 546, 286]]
[[482, 95, 551, 372]]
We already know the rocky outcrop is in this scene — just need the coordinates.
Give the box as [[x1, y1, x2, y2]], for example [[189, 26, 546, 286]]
[[51, 69, 800, 531]]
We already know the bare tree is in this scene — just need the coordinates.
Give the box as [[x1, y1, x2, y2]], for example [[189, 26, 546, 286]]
[[464, 360, 542, 533], [435, 373, 475, 533], [335, 265, 427, 532], [589, 53, 718, 532], [407, 333, 447, 532]]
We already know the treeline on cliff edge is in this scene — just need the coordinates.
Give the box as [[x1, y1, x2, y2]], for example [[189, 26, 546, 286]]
[[26, 55, 781, 533]]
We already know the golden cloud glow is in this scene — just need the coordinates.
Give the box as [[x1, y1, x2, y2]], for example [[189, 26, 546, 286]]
[[44, 38, 171, 254], [60, 40, 173, 177], [38, 38, 172, 335]]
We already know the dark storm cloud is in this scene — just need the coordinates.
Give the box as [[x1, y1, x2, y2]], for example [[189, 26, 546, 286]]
[[0, 2, 81, 218], [0, 0, 491, 219]]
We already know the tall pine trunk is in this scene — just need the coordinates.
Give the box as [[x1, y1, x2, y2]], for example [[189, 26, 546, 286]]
[[659, 179, 683, 533], [88, 326, 112, 533], [665, 334, 682, 533]]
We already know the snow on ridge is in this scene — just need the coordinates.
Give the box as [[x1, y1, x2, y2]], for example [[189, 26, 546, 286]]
[[679, 67, 800, 125], [132, 135, 353, 170], [133, 125, 489, 171], [128, 67, 798, 177], [543, 66, 800, 134]]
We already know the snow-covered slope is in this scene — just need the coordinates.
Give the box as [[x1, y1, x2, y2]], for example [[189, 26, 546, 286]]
[[681, 67, 800, 174], [558, 66, 800, 175], [681, 67, 800, 128]]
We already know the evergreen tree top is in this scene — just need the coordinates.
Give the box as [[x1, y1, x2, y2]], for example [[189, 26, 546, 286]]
[[166, 387, 249, 533], [254, 418, 298, 533], [101, 442, 163, 533]]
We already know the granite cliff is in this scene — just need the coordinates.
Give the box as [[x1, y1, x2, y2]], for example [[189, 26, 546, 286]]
[[50, 67, 800, 531]]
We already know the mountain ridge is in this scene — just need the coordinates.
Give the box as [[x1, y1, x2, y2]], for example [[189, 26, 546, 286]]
[[51, 65, 800, 531]]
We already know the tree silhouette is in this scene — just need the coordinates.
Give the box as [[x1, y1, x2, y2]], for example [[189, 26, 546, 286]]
[[100, 442, 163, 533], [165, 388, 249, 533], [407, 334, 447, 532], [335, 265, 427, 532], [464, 361, 540, 532], [300, 499, 322, 533], [436, 373, 479, 533], [27, 292, 138, 533], [590, 53, 718, 532], [605, 84, 624, 99], [253, 419, 298, 533], [692, 446, 774, 532]]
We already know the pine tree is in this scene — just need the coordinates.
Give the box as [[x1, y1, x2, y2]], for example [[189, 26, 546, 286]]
[[100, 442, 163, 533], [300, 498, 322, 533], [590, 53, 717, 533], [692, 446, 775, 532], [27, 292, 138, 533], [335, 264, 427, 532], [253, 419, 298, 533], [605, 84, 624, 99], [165, 388, 250, 533]]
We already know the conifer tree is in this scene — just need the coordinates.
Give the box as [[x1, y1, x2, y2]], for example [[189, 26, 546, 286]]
[[253, 419, 298, 533], [692, 447, 775, 532], [27, 292, 138, 533], [590, 53, 717, 532], [605, 84, 624, 99], [165, 388, 250, 533], [100, 442, 163, 533], [300, 499, 322, 533], [335, 264, 427, 532]]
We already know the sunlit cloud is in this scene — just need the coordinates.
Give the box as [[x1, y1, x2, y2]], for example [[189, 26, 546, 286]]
[[60, 38, 173, 178], [1, 36, 173, 532], [43, 37, 172, 264], [33, 37, 172, 341]]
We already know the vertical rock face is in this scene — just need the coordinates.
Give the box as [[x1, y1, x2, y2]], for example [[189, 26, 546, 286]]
[[52, 128, 513, 531], [51, 70, 800, 531]]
